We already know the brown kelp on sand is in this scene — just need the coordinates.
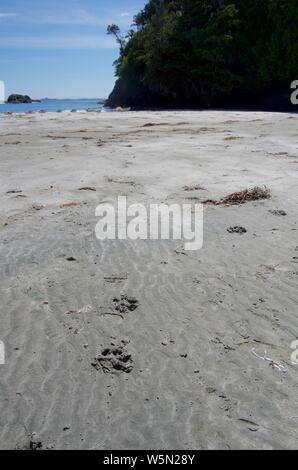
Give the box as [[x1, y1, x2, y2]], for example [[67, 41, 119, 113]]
[[203, 186, 271, 206]]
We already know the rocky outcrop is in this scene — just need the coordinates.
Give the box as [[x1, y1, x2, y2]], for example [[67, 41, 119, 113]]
[[6, 94, 41, 104], [106, 0, 298, 112]]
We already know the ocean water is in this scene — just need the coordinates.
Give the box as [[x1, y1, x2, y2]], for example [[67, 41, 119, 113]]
[[0, 98, 110, 114]]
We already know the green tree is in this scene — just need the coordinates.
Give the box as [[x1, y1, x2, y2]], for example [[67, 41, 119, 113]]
[[106, 0, 298, 109]]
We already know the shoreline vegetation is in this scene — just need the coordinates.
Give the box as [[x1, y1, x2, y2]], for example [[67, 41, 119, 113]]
[[106, 0, 298, 112]]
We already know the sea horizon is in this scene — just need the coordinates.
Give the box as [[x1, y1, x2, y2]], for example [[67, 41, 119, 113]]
[[0, 97, 110, 114]]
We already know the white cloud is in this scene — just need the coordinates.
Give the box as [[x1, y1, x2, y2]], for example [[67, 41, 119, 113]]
[[23, 9, 132, 27], [0, 12, 17, 18], [38, 10, 108, 26], [0, 35, 118, 49], [0, 8, 133, 27]]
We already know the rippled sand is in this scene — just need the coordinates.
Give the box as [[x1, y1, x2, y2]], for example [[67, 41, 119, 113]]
[[0, 110, 297, 449]]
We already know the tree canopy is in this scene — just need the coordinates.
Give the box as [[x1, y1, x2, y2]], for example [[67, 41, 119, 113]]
[[106, 0, 298, 110]]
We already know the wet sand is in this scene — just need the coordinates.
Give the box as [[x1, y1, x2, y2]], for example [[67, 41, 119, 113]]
[[0, 110, 297, 449]]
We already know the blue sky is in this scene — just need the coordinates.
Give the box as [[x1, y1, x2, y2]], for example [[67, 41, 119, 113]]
[[0, 0, 146, 98]]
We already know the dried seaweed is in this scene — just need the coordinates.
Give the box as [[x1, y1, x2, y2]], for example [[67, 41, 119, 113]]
[[203, 186, 271, 206]]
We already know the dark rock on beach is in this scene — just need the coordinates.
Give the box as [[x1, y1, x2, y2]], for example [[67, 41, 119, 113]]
[[6, 94, 41, 104]]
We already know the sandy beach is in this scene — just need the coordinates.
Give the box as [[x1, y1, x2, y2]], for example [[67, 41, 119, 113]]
[[0, 110, 297, 450]]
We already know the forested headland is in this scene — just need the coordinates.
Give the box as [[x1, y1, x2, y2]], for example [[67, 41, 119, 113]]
[[106, 0, 298, 111]]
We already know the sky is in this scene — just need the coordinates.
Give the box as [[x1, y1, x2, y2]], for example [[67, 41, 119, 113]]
[[0, 0, 146, 99]]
